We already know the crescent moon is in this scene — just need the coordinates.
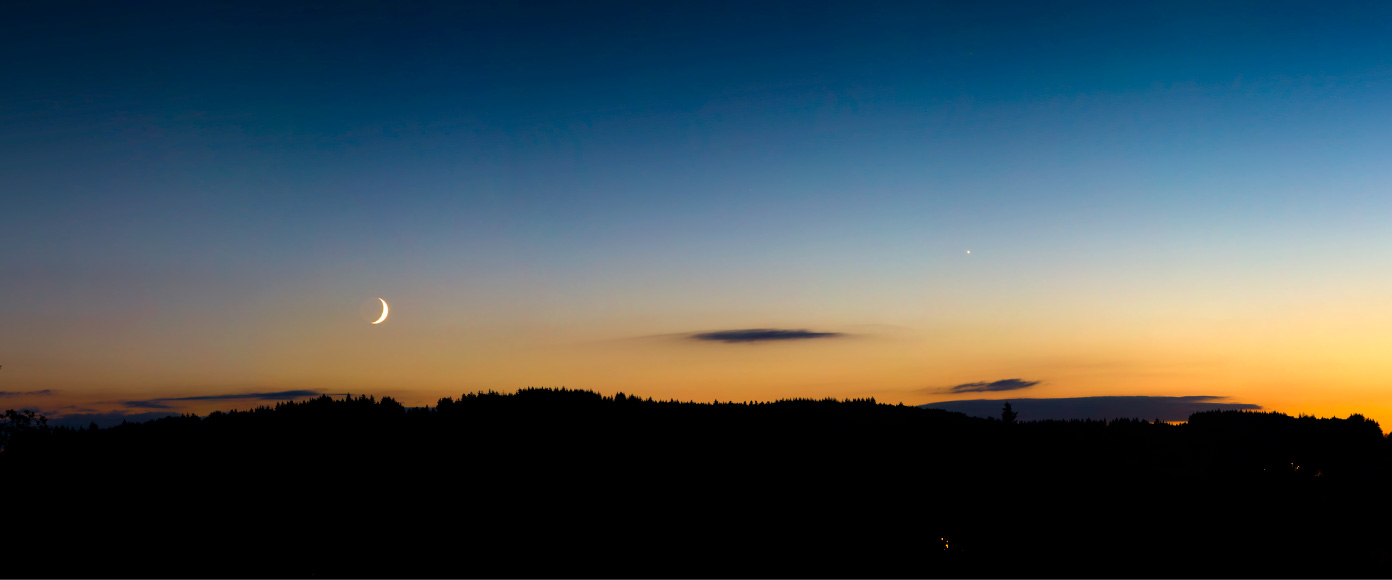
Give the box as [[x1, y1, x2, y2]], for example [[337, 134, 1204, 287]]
[[371, 298, 389, 324]]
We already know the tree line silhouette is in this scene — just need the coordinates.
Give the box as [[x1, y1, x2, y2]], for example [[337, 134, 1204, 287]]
[[5, 388, 1392, 578]]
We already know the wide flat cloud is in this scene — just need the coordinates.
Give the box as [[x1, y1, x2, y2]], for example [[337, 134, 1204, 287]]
[[51, 391, 340, 428], [49, 411, 183, 429], [0, 389, 55, 397], [690, 329, 843, 343], [941, 379, 1041, 394], [921, 396, 1262, 422], [123, 400, 176, 409], [122, 390, 325, 409]]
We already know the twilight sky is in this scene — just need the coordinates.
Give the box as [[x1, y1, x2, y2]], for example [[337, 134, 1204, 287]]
[[5, 0, 1392, 427]]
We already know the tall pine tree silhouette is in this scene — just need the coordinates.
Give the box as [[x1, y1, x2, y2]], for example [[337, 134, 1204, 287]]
[[1001, 402, 1017, 424]]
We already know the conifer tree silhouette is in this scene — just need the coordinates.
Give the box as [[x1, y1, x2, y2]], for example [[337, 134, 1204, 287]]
[[1001, 401, 1017, 424]]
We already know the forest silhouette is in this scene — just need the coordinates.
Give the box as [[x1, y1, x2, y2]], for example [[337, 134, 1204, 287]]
[[5, 388, 1392, 578]]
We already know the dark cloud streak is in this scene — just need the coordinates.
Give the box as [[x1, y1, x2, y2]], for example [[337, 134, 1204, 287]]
[[162, 390, 322, 402], [0, 389, 55, 397], [921, 396, 1262, 422], [51, 391, 348, 429], [121, 390, 326, 409], [49, 411, 183, 429], [690, 329, 843, 343], [123, 400, 175, 409], [943, 379, 1040, 393]]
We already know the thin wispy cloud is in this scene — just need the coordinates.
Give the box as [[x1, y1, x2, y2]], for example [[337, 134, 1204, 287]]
[[49, 411, 184, 429], [941, 379, 1041, 394], [163, 390, 323, 402], [921, 396, 1262, 422], [0, 389, 55, 397], [122, 390, 326, 410], [690, 329, 843, 343], [123, 400, 176, 409]]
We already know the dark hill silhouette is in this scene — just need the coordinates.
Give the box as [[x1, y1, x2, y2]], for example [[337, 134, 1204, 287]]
[[5, 389, 1392, 578]]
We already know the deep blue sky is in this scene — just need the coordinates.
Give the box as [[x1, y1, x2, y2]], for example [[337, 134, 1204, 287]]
[[5, 0, 1392, 423]]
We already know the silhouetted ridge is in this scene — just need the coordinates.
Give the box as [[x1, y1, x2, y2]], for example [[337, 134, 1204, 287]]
[[4, 389, 1392, 578]]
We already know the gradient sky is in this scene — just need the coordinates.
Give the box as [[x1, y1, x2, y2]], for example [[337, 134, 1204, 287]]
[[5, 0, 1392, 427]]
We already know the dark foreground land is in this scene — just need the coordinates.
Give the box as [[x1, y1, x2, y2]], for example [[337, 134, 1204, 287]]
[[5, 388, 1392, 578]]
